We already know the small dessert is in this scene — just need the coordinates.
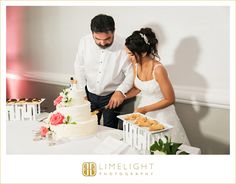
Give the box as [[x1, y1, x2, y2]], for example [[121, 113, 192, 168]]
[[134, 116, 147, 124], [146, 119, 158, 126], [149, 123, 165, 131], [32, 98, 41, 103], [26, 98, 33, 102], [138, 121, 152, 127], [7, 98, 17, 104], [124, 113, 141, 121], [18, 98, 26, 104]]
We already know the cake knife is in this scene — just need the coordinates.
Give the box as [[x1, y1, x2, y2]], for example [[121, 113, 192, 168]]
[[91, 105, 108, 115], [91, 105, 127, 115]]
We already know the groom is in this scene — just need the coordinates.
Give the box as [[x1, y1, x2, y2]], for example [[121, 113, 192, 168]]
[[74, 14, 133, 129]]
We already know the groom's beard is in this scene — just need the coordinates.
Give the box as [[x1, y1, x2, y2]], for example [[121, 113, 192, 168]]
[[97, 43, 112, 49], [96, 37, 114, 49]]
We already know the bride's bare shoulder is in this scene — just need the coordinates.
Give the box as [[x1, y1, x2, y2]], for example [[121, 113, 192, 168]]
[[153, 62, 168, 78]]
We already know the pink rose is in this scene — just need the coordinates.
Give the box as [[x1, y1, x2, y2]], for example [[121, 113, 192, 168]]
[[54, 96, 63, 106], [40, 126, 49, 137], [50, 112, 64, 125]]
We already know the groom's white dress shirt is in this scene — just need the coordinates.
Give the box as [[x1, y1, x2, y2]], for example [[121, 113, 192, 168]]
[[74, 34, 133, 96]]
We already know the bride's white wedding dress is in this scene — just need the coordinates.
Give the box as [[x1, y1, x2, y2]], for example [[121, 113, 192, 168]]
[[135, 64, 190, 145]]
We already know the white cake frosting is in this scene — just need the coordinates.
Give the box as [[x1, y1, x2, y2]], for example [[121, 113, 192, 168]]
[[50, 116, 97, 139], [56, 101, 91, 122], [67, 86, 85, 105], [47, 86, 97, 139]]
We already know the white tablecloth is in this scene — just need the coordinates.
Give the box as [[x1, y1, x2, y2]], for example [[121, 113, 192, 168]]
[[6, 120, 201, 155]]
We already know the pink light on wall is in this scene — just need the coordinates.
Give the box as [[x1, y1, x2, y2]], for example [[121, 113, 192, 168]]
[[7, 6, 24, 62], [6, 73, 22, 80], [6, 76, 22, 99], [6, 6, 25, 98]]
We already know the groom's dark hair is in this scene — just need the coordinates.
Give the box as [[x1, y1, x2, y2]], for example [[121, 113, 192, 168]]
[[90, 14, 115, 33]]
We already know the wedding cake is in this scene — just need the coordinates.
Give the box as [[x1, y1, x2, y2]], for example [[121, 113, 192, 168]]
[[42, 83, 98, 139]]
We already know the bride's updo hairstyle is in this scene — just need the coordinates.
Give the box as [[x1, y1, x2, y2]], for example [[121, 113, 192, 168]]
[[125, 27, 159, 62]]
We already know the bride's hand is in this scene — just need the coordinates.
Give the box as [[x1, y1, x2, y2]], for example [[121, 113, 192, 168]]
[[135, 107, 148, 114]]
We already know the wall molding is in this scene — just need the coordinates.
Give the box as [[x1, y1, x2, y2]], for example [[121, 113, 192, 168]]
[[7, 70, 230, 109], [7, 70, 71, 86], [174, 85, 229, 109]]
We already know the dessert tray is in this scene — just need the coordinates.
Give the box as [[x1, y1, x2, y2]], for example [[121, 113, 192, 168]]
[[6, 98, 45, 121], [117, 112, 173, 134], [117, 113, 173, 152]]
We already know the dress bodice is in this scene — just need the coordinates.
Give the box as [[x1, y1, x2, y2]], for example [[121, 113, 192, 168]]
[[134, 64, 164, 103]]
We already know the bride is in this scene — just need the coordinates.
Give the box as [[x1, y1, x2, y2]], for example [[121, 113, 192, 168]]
[[124, 28, 190, 145]]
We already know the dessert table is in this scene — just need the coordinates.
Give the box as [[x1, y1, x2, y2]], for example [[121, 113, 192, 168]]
[[6, 120, 201, 155]]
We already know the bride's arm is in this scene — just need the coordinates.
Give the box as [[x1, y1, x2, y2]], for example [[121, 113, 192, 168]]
[[125, 86, 141, 99], [123, 61, 141, 99], [136, 65, 175, 114]]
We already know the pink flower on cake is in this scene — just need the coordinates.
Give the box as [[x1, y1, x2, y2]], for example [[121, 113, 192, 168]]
[[50, 112, 65, 125], [40, 126, 49, 137], [54, 96, 63, 106]]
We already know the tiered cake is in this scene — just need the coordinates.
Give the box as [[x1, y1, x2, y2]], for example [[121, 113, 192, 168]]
[[44, 85, 97, 139]]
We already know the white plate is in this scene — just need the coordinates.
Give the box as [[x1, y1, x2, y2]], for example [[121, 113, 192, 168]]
[[117, 113, 173, 134], [96, 130, 123, 141]]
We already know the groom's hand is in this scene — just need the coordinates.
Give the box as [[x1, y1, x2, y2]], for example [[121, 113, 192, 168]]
[[107, 91, 125, 109]]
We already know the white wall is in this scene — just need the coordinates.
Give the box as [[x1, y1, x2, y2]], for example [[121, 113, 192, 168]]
[[8, 6, 230, 107]]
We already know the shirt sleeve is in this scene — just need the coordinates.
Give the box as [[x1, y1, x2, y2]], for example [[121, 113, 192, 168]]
[[74, 38, 87, 96], [116, 54, 134, 95]]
